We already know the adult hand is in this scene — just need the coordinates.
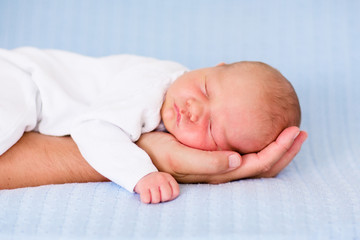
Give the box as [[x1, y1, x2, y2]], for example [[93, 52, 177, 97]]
[[136, 126, 307, 184]]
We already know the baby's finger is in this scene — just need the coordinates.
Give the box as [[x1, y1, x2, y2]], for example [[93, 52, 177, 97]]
[[159, 183, 173, 202], [150, 187, 161, 204], [169, 179, 180, 200], [140, 190, 151, 204]]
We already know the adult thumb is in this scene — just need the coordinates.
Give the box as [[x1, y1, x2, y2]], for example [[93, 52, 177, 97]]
[[173, 147, 242, 175]]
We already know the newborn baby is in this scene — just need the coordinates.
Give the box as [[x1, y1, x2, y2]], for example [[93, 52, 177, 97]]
[[162, 61, 301, 154], [0, 47, 300, 203]]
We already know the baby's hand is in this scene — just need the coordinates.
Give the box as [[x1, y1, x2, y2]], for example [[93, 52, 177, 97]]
[[134, 172, 180, 204]]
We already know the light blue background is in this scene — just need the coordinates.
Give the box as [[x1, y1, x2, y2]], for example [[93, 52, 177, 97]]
[[0, 0, 359, 239]]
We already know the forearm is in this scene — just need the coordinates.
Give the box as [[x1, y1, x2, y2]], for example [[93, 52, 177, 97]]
[[0, 132, 108, 190], [0, 128, 305, 189], [0, 131, 166, 190]]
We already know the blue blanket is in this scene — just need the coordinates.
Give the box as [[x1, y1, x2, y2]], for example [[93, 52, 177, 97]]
[[0, 0, 359, 239]]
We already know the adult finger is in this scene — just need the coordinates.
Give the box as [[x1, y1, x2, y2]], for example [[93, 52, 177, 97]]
[[170, 144, 242, 175], [137, 132, 242, 177], [255, 130, 308, 178], [247, 126, 301, 175]]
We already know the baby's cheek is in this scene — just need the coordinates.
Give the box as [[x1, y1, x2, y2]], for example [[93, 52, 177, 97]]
[[176, 133, 215, 151]]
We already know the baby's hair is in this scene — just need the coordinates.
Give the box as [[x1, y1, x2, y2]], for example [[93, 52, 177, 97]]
[[221, 61, 301, 151]]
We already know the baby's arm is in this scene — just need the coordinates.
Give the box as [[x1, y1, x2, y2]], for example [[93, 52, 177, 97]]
[[0, 129, 179, 203], [71, 120, 174, 203]]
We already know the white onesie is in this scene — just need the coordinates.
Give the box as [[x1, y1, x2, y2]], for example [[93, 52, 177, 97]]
[[0, 47, 188, 192]]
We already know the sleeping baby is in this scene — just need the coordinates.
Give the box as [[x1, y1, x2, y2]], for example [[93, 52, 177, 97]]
[[0, 47, 301, 203]]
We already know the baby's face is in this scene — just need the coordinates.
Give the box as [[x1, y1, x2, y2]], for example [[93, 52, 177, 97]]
[[161, 64, 268, 153]]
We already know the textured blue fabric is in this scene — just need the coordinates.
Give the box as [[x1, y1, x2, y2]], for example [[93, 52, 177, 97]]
[[0, 0, 359, 239]]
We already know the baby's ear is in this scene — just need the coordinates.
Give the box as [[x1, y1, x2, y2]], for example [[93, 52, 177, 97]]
[[216, 62, 226, 67]]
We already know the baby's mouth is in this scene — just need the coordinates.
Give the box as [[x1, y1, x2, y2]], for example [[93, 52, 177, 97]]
[[174, 103, 181, 126]]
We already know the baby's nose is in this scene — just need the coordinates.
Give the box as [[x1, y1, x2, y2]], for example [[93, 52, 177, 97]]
[[186, 98, 203, 123], [189, 113, 198, 122]]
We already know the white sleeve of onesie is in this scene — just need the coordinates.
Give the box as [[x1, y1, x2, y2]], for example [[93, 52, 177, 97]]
[[71, 119, 158, 192]]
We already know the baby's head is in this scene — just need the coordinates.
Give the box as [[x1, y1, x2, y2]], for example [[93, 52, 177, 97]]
[[161, 61, 301, 154]]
